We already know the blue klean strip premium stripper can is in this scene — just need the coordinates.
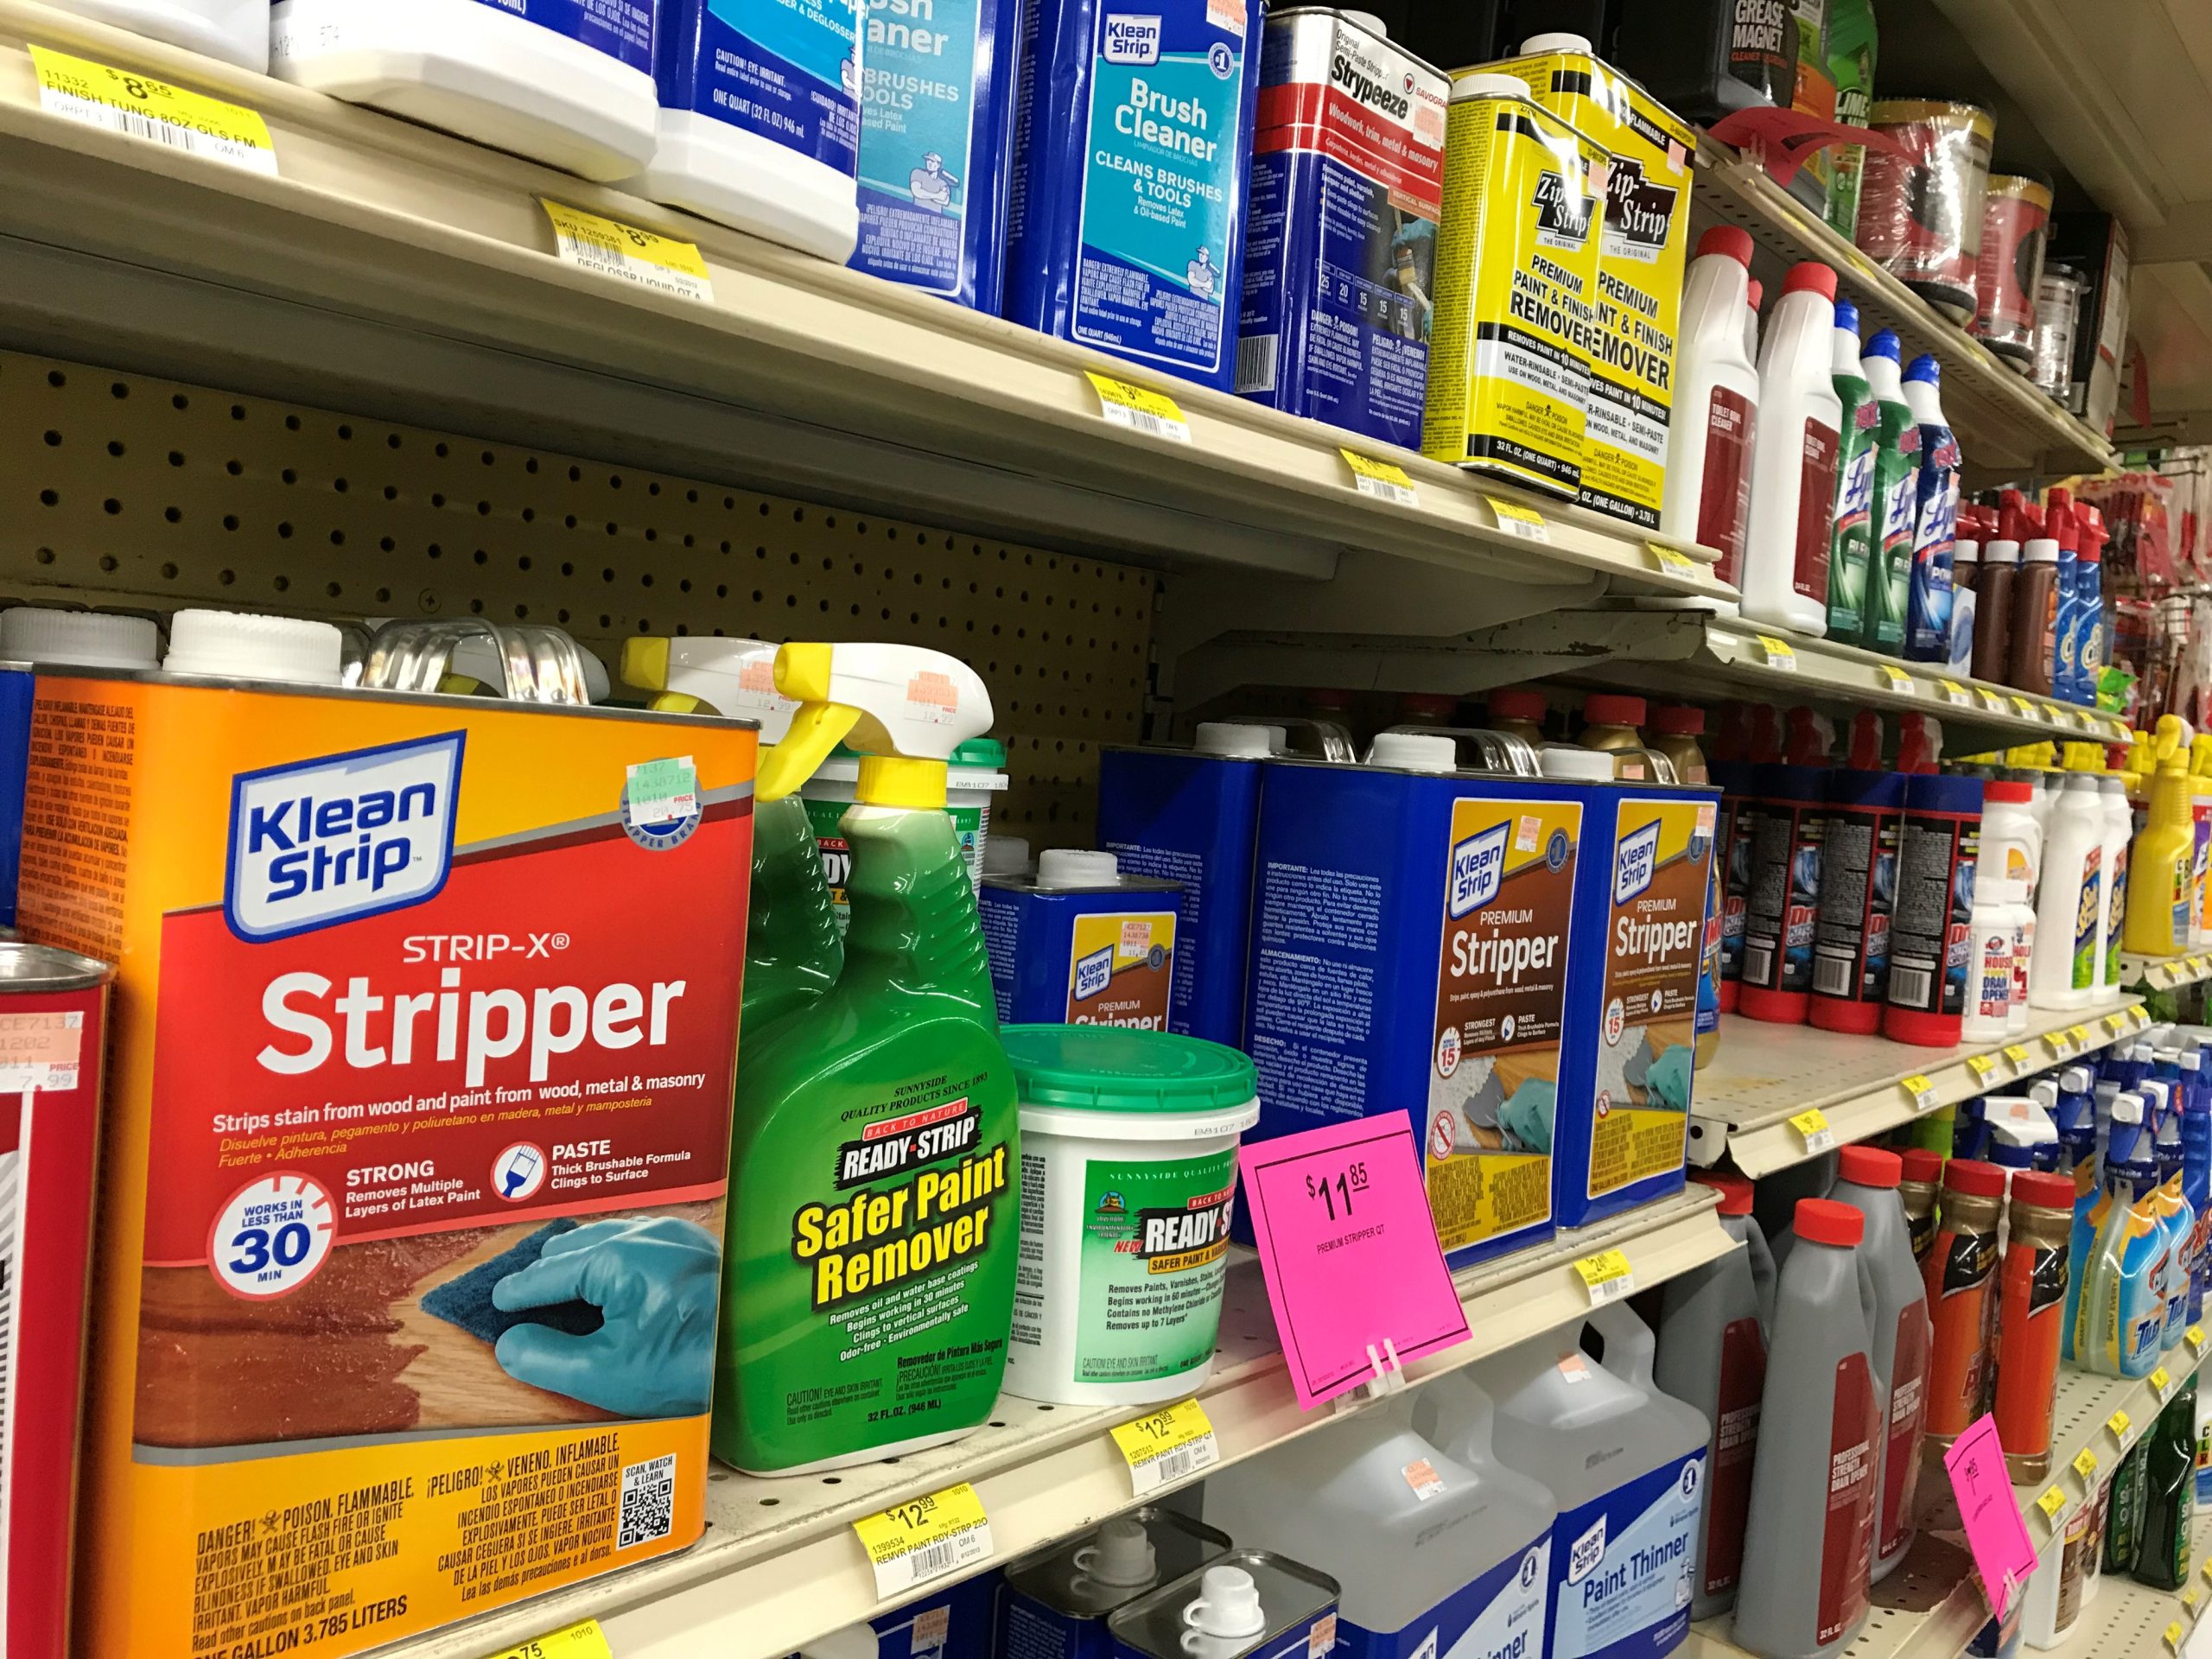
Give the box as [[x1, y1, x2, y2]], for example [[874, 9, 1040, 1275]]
[[850, 0, 1022, 308], [1096, 721, 1269, 1047], [1234, 9, 1448, 446], [980, 850, 1187, 1027], [1002, 0, 1264, 389]]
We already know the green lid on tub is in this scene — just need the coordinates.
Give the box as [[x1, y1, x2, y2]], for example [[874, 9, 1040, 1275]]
[[952, 738, 1006, 767], [1001, 1025, 1257, 1113]]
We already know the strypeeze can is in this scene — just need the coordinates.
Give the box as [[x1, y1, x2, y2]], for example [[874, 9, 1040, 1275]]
[[1236, 9, 1448, 447], [2, 943, 112, 1659], [1107, 1550, 1340, 1659], [980, 853, 1186, 1027], [998, 1508, 1234, 1657]]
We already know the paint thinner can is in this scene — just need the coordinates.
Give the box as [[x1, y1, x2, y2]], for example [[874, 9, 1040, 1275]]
[[1419, 72, 1607, 499], [980, 851, 1187, 1027], [0, 942, 113, 1659], [1236, 8, 1449, 448], [1973, 174, 2053, 366], [1856, 100, 1996, 322]]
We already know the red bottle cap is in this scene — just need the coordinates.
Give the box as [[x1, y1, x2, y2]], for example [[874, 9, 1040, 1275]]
[[1900, 1147, 1945, 1185], [1699, 226, 1755, 266], [1847, 710, 1884, 771], [2078, 505, 2107, 564], [1985, 779, 2032, 804], [1584, 693, 1647, 727], [1796, 1198, 1866, 1247], [1692, 1172, 1756, 1216], [1399, 692, 1459, 721], [1747, 278, 1764, 310], [1487, 686, 1548, 723], [1942, 1158, 2008, 1198], [1783, 262, 1838, 299], [1650, 703, 1706, 736], [1839, 1145, 1904, 1189], [2010, 1171, 2076, 1210]]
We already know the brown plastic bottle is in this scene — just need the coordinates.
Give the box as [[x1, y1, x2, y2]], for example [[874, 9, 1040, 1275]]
[[1484, 685, 1549, 752], [1972, 508, 2024, 684], [2009, 531, 2059, 694], [1649, 704, 1713, 785], [1580, 692, 1665, 782]]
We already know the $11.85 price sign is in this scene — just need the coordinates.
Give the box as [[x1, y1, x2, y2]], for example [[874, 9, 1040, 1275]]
[[1239, 1112, 1471, 1409]]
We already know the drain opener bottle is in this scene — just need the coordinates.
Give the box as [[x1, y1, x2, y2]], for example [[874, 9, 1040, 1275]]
[[1830, 1147, 1934, 1584], [1948, 505, 1982, 675], [1902, 355, 1961, 664], [1742, 262, 1843, 636], [1898, 1147, 1943, 1267], [718, 643, 1020, 1475], [1885, 734, 1982, 1048], [1922, 1157, 2005, 1452], [1993, 1170, 2075, 1482], [2011, 520, 2062, 696], [1740, 709, 1835, 1023], [1828, 297, 1876, 641], [1656, 1173, 1777, 1620], [1578, 692, 1665, 780], [1732, 1198, 1882, 1658], [1859, 329, 1922, 656], [1961, 876, 2019, 1043], [2102, 769, 2133, 991], [1664, 227, 1762, 597], [1811, 711, 1905, 1033]]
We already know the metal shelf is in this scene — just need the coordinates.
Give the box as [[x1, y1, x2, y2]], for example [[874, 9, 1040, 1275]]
[[2042, 1516, 2211, 1659], [385, 1190, 1730, 1659], [1688, 1350, 2212, 1659], [0, 0, 1731, 613], [1691, 999, 2150, 1179], [2122, 952, 2212, 995], [1689, 139, 2116, 482]]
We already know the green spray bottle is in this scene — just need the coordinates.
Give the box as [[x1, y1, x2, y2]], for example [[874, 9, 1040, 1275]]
[[1827, 298, 1874, 640], [719, 642, 1018, 1475], [1825, 0, 1877, 240], [622, 636, 843, 1035], [1859, 328, 1921, 655]]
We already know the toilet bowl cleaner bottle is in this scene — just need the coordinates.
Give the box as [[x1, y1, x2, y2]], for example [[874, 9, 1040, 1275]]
[[2069, 1091, 2146, 1363], [2083, 1141, 2164, 1378], [2075, 506, 2109, 709], [1733, 1198, 1882, 1659], [1655, 1173, 1776, 1619], [1829, 298, 1876, 642], [718, 644, 1020, 1474], [1829, 1147, 1933, 1584], [1745, 276, 1764, 363], [1662, 226, 1762, 596], [2031, 769, 2107, 1010], [1742, 263, 1844, 636], [1902, 356, 1961, 664], [2048, 492, 2084, 703], [1859, 329, 1921, 656]]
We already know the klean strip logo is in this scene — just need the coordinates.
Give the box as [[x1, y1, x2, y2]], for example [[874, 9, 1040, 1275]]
[[1103, 12, 1161, 62], [1449, 822, 1510, 917], [1074, 945, 1114, 1001], [1615, 820, 1661, 905], [226, 733, 466, 943]]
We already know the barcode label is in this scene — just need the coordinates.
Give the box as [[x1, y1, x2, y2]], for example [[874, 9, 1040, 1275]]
[[1236, 333, 1281, 394], [1127, 1433, 1219, 1495], [38, 83, 277, 175], [1097, 400, 1192, 443], [870, 1520, 991, 1596], [1812, 953, 1856, 996], [1743, 942, 1774, 984], [1887, 963, 1934, 1010]]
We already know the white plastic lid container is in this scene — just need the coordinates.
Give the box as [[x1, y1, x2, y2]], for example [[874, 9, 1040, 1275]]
[[1365, 731, 1456, 772], [50, 0, 266, 68], [998, 1025, 1260, 1406], [1538, 746, 1615, 782], [1193, 721, 1273, 759], [162, 611, 344, 686], [270, 0, 658, 182], [0, 607, 160, 671]]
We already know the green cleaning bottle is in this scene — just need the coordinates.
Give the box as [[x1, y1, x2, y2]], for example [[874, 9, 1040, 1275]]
[[621, 636, 843, 1034], [1825, 0, 1877, 240], [2135, 1376, 2197, 1589], [1859, 329, 1921, 655], [1827, 298, 1874, 640], [719, 642, 1019, 1475]]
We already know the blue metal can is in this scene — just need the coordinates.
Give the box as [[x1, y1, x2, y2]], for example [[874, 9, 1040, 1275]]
[[980, 855, 1187, 1027]]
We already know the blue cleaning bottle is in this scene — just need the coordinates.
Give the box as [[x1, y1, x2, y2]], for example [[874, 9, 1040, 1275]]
[[2069, 1089, 2145, 1363], [2082, 1141, 2165, 1378], [1900, 356, 1960, 663], [2183, 1094, 2211, 1325], [2049, 491, 2083, 703]]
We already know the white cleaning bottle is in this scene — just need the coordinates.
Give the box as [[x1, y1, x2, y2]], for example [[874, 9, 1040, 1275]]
[[2031, 770, 2107, 1011], [54, 0, 264, 67], [1207, 1395, 1554, 1656], [1745, 277, 1764, 364], [270, 0, 658, 181], [2102, 772, 2133, 995], [1740, 262, 1844, 637], [1662, 226, 1761, 598]]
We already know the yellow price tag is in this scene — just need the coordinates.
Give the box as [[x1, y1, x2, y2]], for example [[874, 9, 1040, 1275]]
[[2010, 694, 2037, 716], [2034, 1486, 2069, 1525], [1967, 1052, 1999, 1079], [1789, 1109, 1835, 1154], [2154, 1366, 2177, 1402], [2186, 1586, 2202, 1617], [1877, 664, 1913, 689], [2071, 1446, 2098, 1484], [2109, 1409, 2135, 1448], [1085, 372, 1193, 444], [1341, 449, 1418, 506], [1755, 634, 1798, 671], [1977, 686, 2006, 711], [1110, 1399, 1221, 1495], [1484, 496, 1551, 543], [2044, 1031, 2072, 1058], [1939, 678, 1972, 705], [1646, 541, 1701, 576], [2069, 1024, 2093, 1046], [2188, 1325, 2206, 1356], [2107, 1013, 2133, 1037], [852, 1483, 994, 1597], [2002, 1043, 2033, 1068], [1901, 1073, 1937, 1111], [541, 200, 713, 302], [2165, 1620, 2185, 1652], [1573, 1249, 1637, 1304], [29, 45, 276, 175], [486, 1622, 613, 1659]]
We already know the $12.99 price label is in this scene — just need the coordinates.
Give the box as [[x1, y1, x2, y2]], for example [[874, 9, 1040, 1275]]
[[1110, 1399, 1221, 1496], [852, 1483, 994, 1599]]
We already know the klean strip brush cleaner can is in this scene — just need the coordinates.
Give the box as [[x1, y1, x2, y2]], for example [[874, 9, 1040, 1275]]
[[1420, 71, 1609, 499], [1236, 8, 1449, 448]]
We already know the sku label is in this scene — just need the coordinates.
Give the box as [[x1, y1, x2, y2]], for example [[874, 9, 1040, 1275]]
[[855, 0, 987, 294], [661, 0, 864, 179]]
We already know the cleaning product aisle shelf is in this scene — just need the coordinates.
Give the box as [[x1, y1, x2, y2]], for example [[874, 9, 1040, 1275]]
[[2123, 954, 2212, 995], [1691, 1001, 2153, 1179], [2040, 1513, 2211, 1659], [0, 0, 1733, 603], [381, 1191, 1731, 1659], [1684, 1351, 2212, 1659]]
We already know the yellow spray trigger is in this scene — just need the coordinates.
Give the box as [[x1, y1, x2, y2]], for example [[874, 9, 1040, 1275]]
[[622, 635, 671, 693], [649, 691, 707, 715], [757, 702, 861, 801]]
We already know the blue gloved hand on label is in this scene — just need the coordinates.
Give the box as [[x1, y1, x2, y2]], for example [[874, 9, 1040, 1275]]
[[492, 1215, 719, 1417], [1645, 1044, 1695, 1111], [1498, 1077, 1556, 1154]]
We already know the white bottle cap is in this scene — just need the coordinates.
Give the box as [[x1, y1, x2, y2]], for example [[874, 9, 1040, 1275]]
[[1194, 721, 1273, 759], [2183, 1050, 2202, 1073], [2021, 536, 2059, 565], [1367, 731, 1456, 772], [1036, 848, 1119, 889], [1540, 746, 1616, 782], [2029, 1077, 2058, 1108], [1263, 724, 1290, 753], [163, 609, 344, 686], [2060, 1065, 2094, 1091], [1452, 72, 1531, 102], [1521, 31, 1592, 51], [0, 607, 160, 670], [982, 835, 1033, 876], [1185, 1567, 1264, 1639], [1081, 1516, 1159, 1586], [1985, 538, 2021, 566], [2113, 1090, 2145, 1125], [1344, 10, 1387, 34]]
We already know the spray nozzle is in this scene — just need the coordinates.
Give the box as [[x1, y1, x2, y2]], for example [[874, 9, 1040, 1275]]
[[620, 636, 801, 740], [754, 643, 994, 806]]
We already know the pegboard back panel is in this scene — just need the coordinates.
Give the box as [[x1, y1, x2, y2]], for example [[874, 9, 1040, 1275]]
[[0, 349, 1155, 842]]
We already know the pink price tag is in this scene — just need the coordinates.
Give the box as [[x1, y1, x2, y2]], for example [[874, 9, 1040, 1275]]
[[1238, 1113, 1471, 1410], [1945, 1415, 2037, 1618], [0, 1010, 81, 1067]]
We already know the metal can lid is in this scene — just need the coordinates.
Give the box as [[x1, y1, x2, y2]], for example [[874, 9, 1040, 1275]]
[[0, 941, 115, 993]]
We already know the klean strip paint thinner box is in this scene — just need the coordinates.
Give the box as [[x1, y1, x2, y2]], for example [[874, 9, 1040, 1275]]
[[981, 851, 1186, 1027], [22, 668, 754, 1656], [1236, 8, 1450, 447], [1419, 72, 1609, 498], [1486, 41, 1695, 530]]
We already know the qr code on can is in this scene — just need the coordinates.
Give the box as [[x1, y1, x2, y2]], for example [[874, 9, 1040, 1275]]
[[619, 1453, 677, 1549]]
